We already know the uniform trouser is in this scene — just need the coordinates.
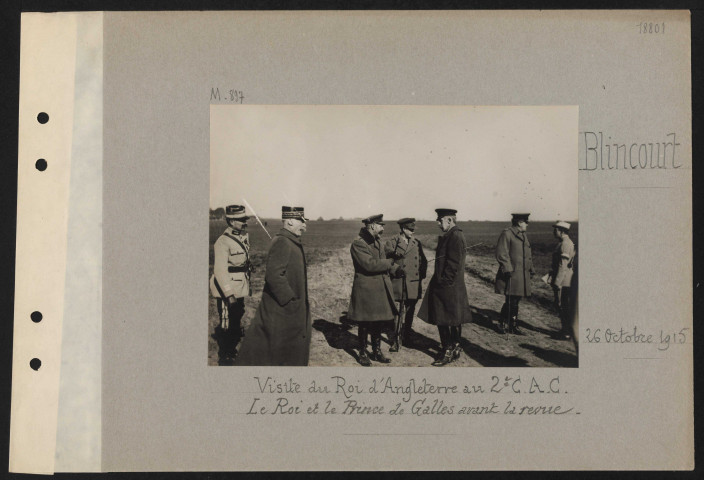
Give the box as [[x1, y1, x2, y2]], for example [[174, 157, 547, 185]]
[[217, 297, 245, 358], [390, 299, 417, 340], [437, 325, 462, 350], [501, 295, 522, 322], [358, 321, 387, 348], [559, 287, 571, 334]]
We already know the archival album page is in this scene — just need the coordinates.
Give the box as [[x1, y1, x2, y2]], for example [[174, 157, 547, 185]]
[[10, 10, 692, 473]]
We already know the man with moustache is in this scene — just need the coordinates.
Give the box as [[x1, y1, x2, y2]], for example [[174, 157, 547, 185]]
[[210, 204, 252, 365], [494, 213, 536, 334], [418, 208, 473, 366], [236, 207, 311, 366], [348, 214, 404, 366], [384, 217, 427, 351]]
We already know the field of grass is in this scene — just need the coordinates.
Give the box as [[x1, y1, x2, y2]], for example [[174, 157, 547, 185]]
[[208, 217, 578, 367]]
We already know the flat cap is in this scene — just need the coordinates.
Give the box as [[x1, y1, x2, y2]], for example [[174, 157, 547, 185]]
[[362, 214, 385, 225], [435, 208, 457, 219], [511, 213, 531, 222]]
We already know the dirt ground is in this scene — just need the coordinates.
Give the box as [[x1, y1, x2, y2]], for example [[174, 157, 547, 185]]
[[209, 245, 578, 368]]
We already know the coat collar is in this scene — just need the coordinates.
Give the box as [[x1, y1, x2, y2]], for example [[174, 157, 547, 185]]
[[359, 227, 377, 245], [225, 227, 246, 237], [509, 225, 526, 241], [394, 232, 413, 245], [278, 228, 302, 246], [443, 225, 460, 238]]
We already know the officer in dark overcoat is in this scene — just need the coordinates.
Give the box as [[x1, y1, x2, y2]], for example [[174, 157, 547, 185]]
[[418, 208, 473, 366], [494, 213, 536, 334], [348, 214, 403, 366], [236, 207, 311, 366], [383, 218, 427, 351]]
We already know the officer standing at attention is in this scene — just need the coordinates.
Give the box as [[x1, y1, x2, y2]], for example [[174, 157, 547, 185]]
[[494, 213, 535, 334], [549, 220, 576, 340], [384, 218, 427, 351], [348, 214, 404, 366], [417, 208, 473, 366], [236, 206, 311, 366], [210, 205, 252, 365]]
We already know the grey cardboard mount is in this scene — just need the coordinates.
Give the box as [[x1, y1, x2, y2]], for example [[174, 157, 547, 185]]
[[9, 11, 692, 473]]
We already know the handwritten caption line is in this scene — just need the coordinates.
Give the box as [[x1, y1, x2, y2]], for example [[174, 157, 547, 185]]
[[244, 375, 579, 417]]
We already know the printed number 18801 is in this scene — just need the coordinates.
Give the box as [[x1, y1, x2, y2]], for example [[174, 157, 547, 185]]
[[638, 22, 665, 34]]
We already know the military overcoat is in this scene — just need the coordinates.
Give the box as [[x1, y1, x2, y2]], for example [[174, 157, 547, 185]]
[[383, 234, 427, 301], [210, 228, 251, 299], [347, 229, 399, 323], [236, 229, 311, 366], [494, 226, 535, 297], [417, 226, 473, 326]]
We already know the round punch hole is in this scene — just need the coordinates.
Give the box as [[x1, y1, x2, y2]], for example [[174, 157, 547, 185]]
[[30, 358, 42, 371], [30, 311, 43, 323], [37, 112, 49, 124], [35, 159, 47, 171]]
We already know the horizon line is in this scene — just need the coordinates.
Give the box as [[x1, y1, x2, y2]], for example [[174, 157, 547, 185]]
[[208, 213, 578, 223]]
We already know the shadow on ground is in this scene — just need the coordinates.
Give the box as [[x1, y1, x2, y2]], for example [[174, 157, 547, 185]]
[[470, 306, 506, 334], [312, 316, 360, 362], [457, 338, 529, 367], [392, 329, 443, 360], [520, 343, 578, 368], [515, 319, 561, 337]]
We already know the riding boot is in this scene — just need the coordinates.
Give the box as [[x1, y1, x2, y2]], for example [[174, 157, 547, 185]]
[[357, 325, 371, 367], [389, 334, 400, 353], [509, 316, 521, 334], [371, 334, 391, 363], [432, 346, 454, 366], [498, 303, 508, 333], [451, 326, 462, 360], [403, 306, 415, 342], [389, 314, 400, 352]]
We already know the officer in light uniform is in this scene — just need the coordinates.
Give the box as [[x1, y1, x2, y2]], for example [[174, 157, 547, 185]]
[[549, 220, 576, 340], [384, 218, 427, 351], [209, 205, 252, 364]]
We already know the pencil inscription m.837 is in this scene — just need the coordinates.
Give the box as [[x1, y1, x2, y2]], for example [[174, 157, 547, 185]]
[[210, 87, 245, 103]]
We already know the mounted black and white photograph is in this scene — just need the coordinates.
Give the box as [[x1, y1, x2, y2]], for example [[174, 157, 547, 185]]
[[209, 105, 578, 367]]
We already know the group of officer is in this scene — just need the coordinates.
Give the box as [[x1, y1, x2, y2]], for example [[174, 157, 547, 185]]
[[494, 213, 575, 340], [210, 205, 576, 367], [210, 205, 311, 366]]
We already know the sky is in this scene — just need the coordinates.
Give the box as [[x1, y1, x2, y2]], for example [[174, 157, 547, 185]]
[[211, 105, 578, 221]]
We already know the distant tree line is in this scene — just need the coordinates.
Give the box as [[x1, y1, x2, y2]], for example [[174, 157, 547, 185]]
[[209, 207, 225, 219]]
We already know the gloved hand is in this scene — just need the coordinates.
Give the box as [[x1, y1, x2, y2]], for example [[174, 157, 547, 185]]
[[227, 295, 237, 305], [394, 267, 406, 278]]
